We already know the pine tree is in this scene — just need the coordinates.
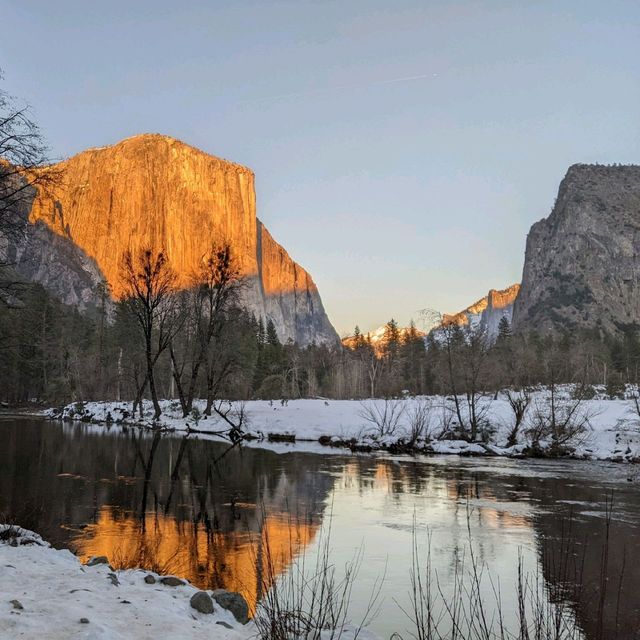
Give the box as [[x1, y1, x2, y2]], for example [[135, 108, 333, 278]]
[[266, 319, 280, 347], [497, 316, 512, 342]]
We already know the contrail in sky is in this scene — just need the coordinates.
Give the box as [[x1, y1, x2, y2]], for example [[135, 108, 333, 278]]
[[243, 72, 438, 104]]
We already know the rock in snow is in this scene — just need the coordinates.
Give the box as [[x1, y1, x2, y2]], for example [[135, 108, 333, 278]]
[[211, 590, 250, 624], [190, 591, 215, 614], [0, 525, 245, 639]]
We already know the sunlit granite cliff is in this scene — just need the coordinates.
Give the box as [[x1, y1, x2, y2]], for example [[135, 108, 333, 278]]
[[9, 134, 338, 345], [441, 283, 520, 340], [513, 164, 640, 335]]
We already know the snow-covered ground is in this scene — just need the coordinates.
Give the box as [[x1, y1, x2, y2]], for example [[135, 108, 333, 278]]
[[0, 526, 246, 640], [46, 386, 640, 462], [0, 526, 377, 640]]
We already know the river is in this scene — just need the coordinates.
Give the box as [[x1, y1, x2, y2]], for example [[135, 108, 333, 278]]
[[1, 416, 638, 639]]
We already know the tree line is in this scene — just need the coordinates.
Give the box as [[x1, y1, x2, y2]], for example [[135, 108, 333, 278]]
[[2, 249, 640, 413]]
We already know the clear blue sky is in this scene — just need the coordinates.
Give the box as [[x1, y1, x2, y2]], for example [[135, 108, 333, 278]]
[[2, 1, 639, 335]]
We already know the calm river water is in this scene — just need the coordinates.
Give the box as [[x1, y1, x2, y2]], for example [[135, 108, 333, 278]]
[[1, 416, 639, 638]]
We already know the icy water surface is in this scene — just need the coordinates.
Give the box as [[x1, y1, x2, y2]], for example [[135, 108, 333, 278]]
[[1, 416, 639, 638]]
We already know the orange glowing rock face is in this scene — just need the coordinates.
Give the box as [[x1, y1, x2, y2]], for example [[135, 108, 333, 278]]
[[28, 134, 318, 302], [442, 283, 521, 327], [71, 506, 317, 614]]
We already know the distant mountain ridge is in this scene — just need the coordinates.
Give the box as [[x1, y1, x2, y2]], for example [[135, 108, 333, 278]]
[[342, 323, 425, 353], [341, 283, 519, 351], [440, 283, 520, 340], [5, 134, 338, 345]]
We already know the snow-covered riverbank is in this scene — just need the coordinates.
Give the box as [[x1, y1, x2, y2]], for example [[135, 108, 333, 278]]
[[0, 526, 377, 640], [45, 387, 640, 462], [0, 526, 247, 640]]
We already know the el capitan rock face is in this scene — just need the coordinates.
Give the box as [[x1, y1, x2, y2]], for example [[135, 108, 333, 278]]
[[10, 134, 338, 345], [513, 164, 640, 335]]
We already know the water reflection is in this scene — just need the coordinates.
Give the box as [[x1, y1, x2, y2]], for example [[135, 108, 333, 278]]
[[0, 418, 330, 612], [73, 507, 314, 613], [1, 417, 639, 638]]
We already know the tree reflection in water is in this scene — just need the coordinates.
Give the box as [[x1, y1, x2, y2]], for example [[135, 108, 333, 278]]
[[0, 419, 331, 613]]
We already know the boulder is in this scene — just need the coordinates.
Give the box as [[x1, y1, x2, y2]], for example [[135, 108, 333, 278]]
[[212, 589, 250, 624], [160, 576, 186, 587], [190, 591, 214, 614]]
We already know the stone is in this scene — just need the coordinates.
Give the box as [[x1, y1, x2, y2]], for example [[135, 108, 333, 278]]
[[80, 618, 90, 624], [211, 589, 250, 624], [86, 556, 110, 567], [11, 134, 338, 346], [160, 576, 186, 587], [143, 574, 156, 584], [189, 591, 214, 614], [514, 164, 640, 335], [10, 600, 23, 610], [107, 573, 120, 587], [216, 621, 234, 629]]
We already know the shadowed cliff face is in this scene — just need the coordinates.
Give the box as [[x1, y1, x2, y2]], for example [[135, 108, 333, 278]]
[[19, 134, 337, 345], [513, 164, 640, 335]]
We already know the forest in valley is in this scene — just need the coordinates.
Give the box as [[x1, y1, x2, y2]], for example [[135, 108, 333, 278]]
[[1, 242, 639, 413]]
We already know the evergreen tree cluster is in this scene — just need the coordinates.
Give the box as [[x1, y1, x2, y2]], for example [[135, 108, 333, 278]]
[[2, 280, 640, 408]]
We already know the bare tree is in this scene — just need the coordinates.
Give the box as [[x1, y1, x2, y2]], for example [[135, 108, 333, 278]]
[[120, 247, 181, 420], [424, 309, 469, 434], [353, 334, 381, 398], [526, 390, 594, 451], [359, 398, 406, 438], [524, 347, 596, 451], [169, 243, 242, 417], [406, 397, 435, 445], [504, 388, 531, 447], [459, 326, 492, 441], [0, 73, 57, 304]]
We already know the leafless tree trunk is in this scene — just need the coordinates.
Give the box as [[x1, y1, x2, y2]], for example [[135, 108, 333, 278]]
[[505, 388, 531, 446], [120, 248, 182, 420], [170, 244, 242, 417], [0, 74, 59, 305]]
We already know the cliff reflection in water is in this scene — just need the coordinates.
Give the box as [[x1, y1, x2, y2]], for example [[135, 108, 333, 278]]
[[0, 419, 332, 612], [73, 508, 314, 613]]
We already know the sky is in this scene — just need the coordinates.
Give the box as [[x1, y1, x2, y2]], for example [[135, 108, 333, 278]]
[[2, 1, 640, 336]]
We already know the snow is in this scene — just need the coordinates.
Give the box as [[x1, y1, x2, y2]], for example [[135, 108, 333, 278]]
[[0, 526, 245, 640], [0, 526, 380, 640], [45, 386, 640, 463]]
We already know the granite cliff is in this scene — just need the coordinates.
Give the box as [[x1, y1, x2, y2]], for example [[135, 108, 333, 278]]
[[441, 283, 520, 341], [513, 164, 640, 335], [7, 134, 338, 345]]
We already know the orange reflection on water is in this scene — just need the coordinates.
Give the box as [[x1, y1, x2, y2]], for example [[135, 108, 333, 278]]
[[72, 506, 318, 613]]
